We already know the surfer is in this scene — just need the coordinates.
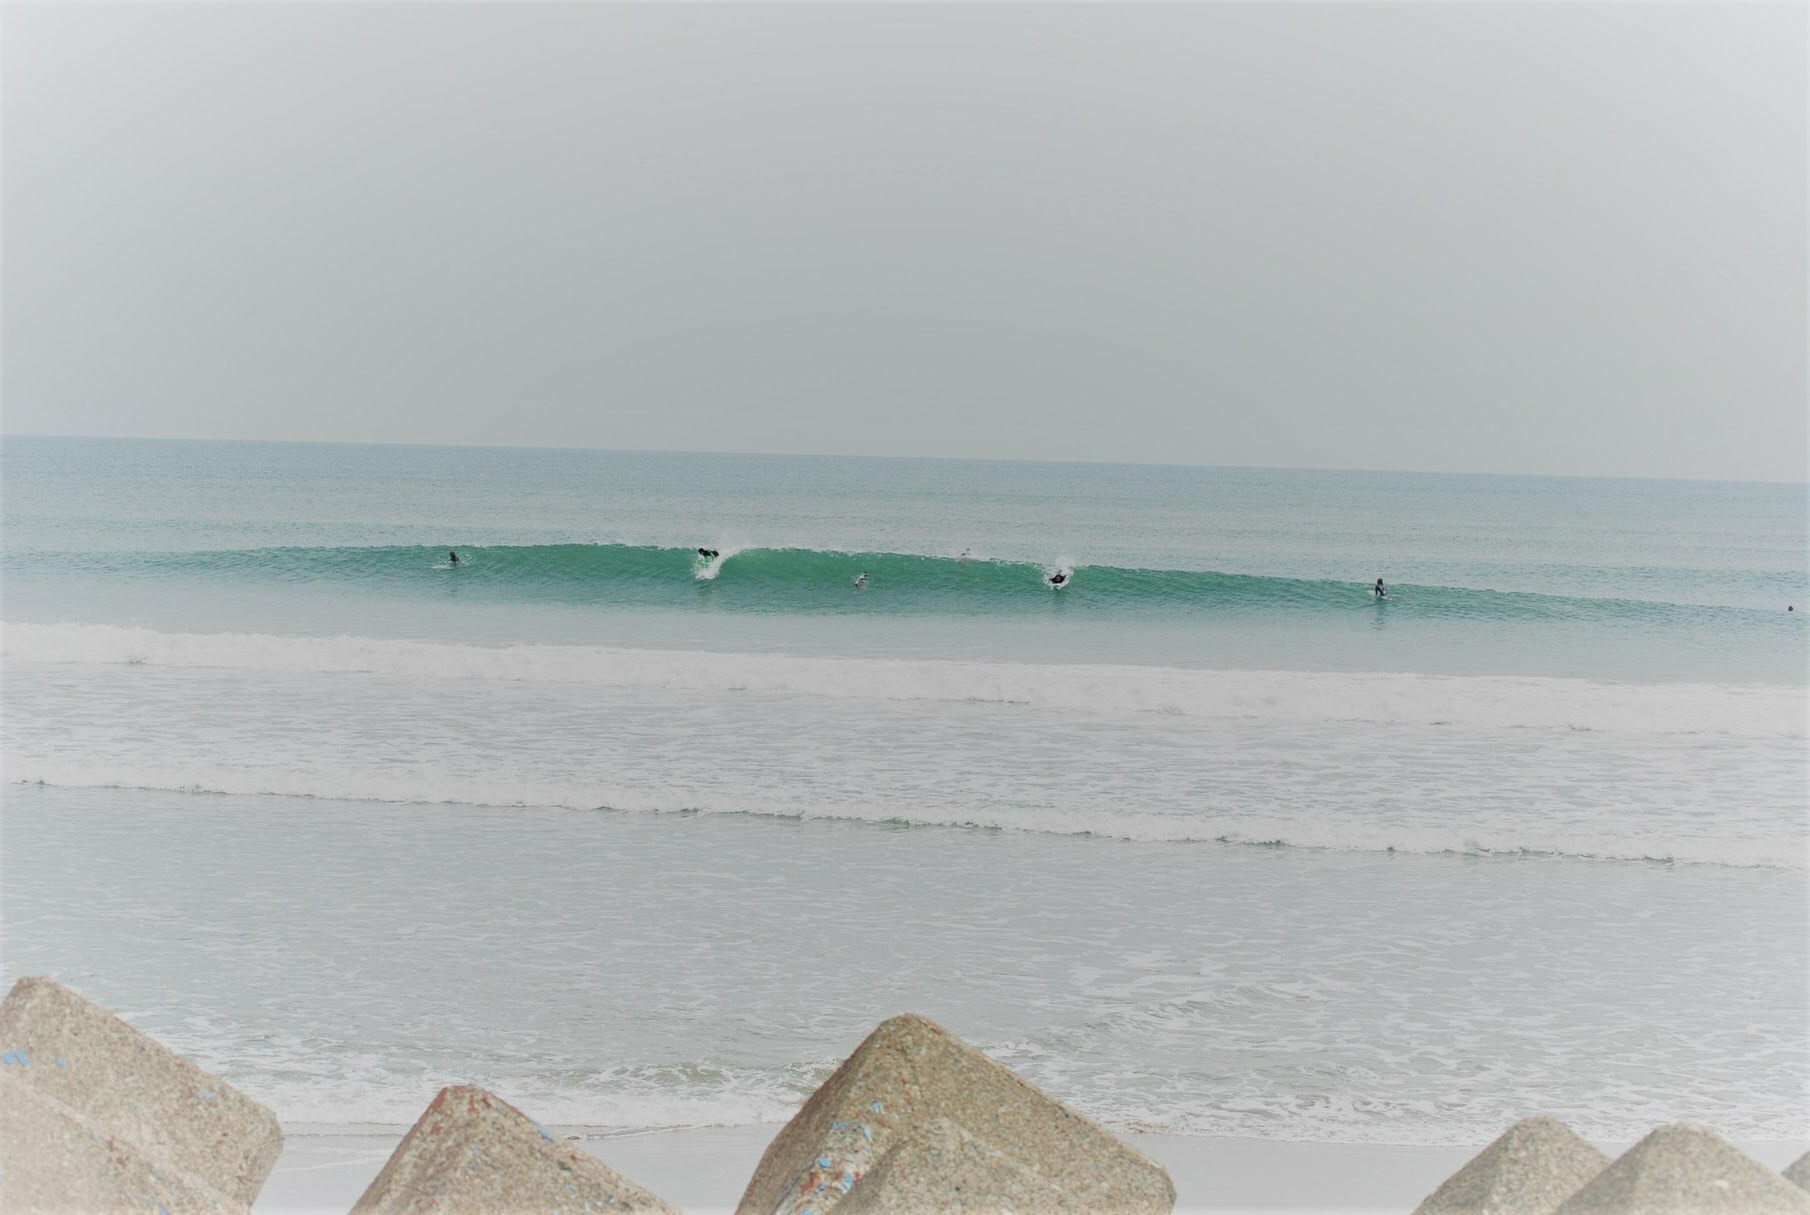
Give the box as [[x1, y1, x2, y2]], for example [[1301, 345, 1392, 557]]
[[853, 572, 868, 589], [1373, 577, 1387, 599], [697, 548, 719, 559], [1048, 570, 1068, 587], [448, 550, 460, 566], [957, 548, 971, 563]]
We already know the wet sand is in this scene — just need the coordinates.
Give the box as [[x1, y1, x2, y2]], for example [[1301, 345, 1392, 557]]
[[252, 1125, 1810, 1214]]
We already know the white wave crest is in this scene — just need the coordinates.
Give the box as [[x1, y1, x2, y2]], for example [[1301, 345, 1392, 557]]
[[7, 621, 1802, 738], [690, 544, 744, 581]]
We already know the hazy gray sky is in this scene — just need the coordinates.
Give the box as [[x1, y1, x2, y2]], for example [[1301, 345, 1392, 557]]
[[5, 3, 1804, 479]]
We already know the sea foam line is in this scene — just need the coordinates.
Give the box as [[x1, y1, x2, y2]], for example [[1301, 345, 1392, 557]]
[[5, 621, 1801, 738], [8, 767, 1803, 869]]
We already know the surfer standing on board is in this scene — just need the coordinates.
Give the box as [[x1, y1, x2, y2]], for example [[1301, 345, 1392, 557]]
[[1373, 577, 1387, 599]]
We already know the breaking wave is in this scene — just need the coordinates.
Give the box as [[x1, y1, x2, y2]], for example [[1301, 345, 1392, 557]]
[[10, 542, 1796, 624]]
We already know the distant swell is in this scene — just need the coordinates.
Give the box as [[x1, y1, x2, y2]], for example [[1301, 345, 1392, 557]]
[[8, 622, 1800, 738]]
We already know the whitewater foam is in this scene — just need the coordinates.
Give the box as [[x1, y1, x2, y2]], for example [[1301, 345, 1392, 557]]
[[691, 544, 744, 581], [10, 441, 1807, 1153], [9, 761, 1800, 868], [9, 782, 1804, 1143], [7, 621, 1799, 738]]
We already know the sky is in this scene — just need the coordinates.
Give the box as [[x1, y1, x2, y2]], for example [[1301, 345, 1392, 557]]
[[3, 2, 1804, 480]]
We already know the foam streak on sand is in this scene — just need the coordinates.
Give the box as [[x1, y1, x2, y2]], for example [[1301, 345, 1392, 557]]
[[7, 622, 1800, 738]]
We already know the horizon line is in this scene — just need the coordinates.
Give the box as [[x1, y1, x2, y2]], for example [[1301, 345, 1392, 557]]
[[4, 431, 1806, 488]]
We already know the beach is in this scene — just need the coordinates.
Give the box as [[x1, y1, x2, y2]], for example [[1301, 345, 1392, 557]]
[[8, 0, 1806, 1203], [252, 1128, 1810, 1213], [3, 438, 1806, 1207]]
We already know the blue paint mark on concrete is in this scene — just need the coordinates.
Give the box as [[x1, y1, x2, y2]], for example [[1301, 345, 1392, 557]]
[[1, 1050, 28, 1067], [200, 1088, 218, 1102], [54, 1058, 67, 1068], [537, 1124, 555, 1141]]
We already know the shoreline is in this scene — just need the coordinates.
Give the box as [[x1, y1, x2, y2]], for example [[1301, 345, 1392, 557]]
[[254, 1125, 1810, 1214]]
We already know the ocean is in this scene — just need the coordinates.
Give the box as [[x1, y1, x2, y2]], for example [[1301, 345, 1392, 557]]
[[3, 435, 1805, 1148]]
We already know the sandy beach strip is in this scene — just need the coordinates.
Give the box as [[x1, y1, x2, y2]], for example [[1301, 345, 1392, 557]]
[[252, 1125, 1810, 1214]]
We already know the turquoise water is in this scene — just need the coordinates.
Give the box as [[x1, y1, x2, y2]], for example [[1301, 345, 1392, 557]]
[[6, 436, 1806, 680], [3, 436, 1805, 1144]]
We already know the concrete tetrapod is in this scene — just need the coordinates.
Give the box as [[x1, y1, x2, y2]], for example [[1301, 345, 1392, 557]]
[[1788, 1150, 1810, 1193], [1554, 1124, 1810, 1214], [837, 1116, 1083, 1215], [1412, 1116, 1610, 1215], [0, 975, 282, 1211], [350, 1085, 680, 1215], [0, 1069, 242, 1214], [735, 1013, 1174, 1215]]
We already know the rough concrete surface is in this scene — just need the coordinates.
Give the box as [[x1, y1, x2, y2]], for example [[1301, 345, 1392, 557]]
[[1787, 1150, 1810, 1192], [1555, 1123, 1810, 1214], [0, 1067, 244, 1214], [0, 975, 282, 1206], [1412, 1115, 1610, 1215], [349, 1085, 680, 1215], [837, 1116, 1078, 1215], [734, 1012, 1174, 1215]]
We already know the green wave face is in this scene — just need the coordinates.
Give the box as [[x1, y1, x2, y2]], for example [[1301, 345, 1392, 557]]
[[12, 543, 1785, 627]]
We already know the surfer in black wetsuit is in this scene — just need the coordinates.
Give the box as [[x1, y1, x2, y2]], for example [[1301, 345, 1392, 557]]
[[1048, 571, 1068, 587], [697, 548, 719, 559], [1373, 578, 1387, 599], [449, 550, 460, 566]]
